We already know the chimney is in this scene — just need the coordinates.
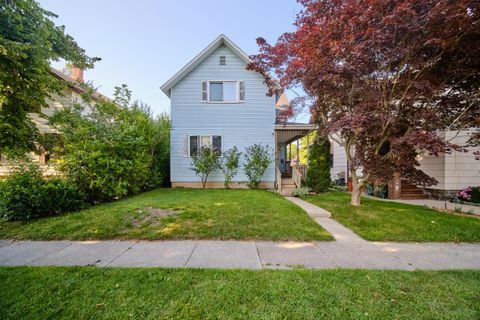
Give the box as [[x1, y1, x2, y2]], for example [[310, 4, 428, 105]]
[[69, 65, 84, 82]]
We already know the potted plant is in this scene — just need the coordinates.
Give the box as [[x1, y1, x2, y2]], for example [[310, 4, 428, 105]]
[[365, 183, 374, 196], [377, 184, 388, 198]]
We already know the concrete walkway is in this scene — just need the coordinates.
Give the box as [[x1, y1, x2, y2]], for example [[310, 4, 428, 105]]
[[1, 198, 479, 270]]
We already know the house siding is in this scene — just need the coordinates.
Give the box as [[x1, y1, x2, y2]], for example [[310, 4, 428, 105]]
[[170, 45, 276, 184], [420, 130, 480, 191], [330, 140, 348, 182]]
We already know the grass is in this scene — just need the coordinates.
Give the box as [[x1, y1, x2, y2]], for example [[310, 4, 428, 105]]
[[302, 192, 480, 242], [0, 188, 332, 241], [0, 266, 479, 319]]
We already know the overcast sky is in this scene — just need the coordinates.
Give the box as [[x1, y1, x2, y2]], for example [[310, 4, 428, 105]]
[[39, 0, 309, 121]]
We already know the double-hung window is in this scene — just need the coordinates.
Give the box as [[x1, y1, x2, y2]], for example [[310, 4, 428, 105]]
[[202, 81, 245, 103], [188, 135, 222, 157]]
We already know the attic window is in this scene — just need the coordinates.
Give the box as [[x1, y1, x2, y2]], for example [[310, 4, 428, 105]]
[[219, 56, 226, 65]]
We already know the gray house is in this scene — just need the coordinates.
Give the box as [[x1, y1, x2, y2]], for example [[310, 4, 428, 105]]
[[161, 35, 315, 194]]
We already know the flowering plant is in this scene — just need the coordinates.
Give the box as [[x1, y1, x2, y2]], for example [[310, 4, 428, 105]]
[[457, 187, 472, 201]]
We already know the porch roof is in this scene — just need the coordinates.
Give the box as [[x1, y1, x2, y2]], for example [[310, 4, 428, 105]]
[[274, 122, 317, 144]]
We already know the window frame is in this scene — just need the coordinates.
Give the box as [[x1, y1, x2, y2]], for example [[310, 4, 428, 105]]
[[205, 80, 242, 104], [188, 135, 222, 157]]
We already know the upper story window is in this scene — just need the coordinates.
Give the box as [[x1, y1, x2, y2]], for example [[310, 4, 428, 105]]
[[202, 80, 245, 103], [219, 56, 226, 65]]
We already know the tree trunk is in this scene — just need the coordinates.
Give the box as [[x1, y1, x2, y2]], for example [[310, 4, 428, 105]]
[[350, 169, 365, 206]]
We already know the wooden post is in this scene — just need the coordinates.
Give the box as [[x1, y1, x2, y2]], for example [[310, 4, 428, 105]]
[[288, 143, 291, 161], [296, 139, 300, 165], [306, 133, 310, 165], [388, 171, 402, 199]]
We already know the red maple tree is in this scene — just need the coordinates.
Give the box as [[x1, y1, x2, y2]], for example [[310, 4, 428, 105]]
[[248, 0, 480, 205]]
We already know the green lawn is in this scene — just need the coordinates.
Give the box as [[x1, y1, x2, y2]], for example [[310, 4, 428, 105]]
[[0, 267, 478, 319], [302, 192, 480, 242], [0, 188, 331, 241]]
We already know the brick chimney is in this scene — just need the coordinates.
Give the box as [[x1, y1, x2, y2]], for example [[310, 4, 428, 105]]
[[69, 65, 84, 82]]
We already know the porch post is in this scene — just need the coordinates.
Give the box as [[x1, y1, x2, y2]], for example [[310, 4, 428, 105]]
[[296, 139, 300, 165], [306, 133, 310, 164], [289, 143, 291, 161]]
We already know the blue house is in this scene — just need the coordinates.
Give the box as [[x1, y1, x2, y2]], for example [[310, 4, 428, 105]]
[[161, 35, 315, 195]]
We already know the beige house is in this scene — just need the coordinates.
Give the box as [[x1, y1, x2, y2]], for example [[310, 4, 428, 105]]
[[0, 66, 106, 177], [329, 131, 480, 200]]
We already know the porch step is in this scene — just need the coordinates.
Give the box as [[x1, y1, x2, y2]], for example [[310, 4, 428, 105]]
[[281, 179, 295, 187], [400, 181, 428, 199]]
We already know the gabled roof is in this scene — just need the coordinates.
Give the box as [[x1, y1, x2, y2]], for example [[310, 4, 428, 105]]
[[50, 67, 109, 102], [160, 34, 251, 97]]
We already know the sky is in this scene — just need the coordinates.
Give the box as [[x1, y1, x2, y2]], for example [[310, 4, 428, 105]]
[[39, 0, 307, 120]]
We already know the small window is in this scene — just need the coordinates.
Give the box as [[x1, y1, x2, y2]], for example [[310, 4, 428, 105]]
[[189, 135, 222, 157], [219, 56, 226, 65]]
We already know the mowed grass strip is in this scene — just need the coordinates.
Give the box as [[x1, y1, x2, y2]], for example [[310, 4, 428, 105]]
[[0, 189, 332, 241], [302, 192, 480, 242], [0, 266, 479, 320]]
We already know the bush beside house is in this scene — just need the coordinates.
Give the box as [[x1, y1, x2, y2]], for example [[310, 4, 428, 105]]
[[306, 136, 331, 193], [243, 144, 272, 189], [190, 147, 222, 189], [49, 87, 170, 203], [0, 87, 171, 221], [0, 163, 85, 221]]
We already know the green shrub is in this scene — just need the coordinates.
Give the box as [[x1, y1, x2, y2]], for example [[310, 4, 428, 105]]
[[292, 187, 310, 197], [50, 86, 170, 203], [221, 147, 241, 188], [470, 187, 480, 203], [243, 144, 272, 189], [190, 147, 221, 188], [306, 136, 331, 193], [0, 163, 85, 221]]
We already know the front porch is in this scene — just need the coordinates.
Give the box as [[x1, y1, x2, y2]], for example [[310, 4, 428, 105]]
[[274, 123, 316, 196]]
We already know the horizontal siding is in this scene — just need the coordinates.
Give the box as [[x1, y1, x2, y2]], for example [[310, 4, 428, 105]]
[[170, 45, 275, 183], [330, 140, 348, 181]]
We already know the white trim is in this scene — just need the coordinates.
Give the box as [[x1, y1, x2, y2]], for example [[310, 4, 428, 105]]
[[160, 34, 251, 97]]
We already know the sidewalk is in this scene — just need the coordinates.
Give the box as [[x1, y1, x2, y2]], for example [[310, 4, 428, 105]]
[[1, 197, 479, 270]]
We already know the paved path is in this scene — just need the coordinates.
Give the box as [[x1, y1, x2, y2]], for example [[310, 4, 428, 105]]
[[1, 197, 479, 270]]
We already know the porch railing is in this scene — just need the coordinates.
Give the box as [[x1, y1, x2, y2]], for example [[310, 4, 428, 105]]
[[293, 164, 307, 181], [292, 165, 302, 188], [275, 165, 282, 193]]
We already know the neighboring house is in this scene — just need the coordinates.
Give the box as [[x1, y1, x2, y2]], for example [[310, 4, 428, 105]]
[[161, 34, 315, 194], [329, 129, 480, 200], [0, 66, 106, 177]]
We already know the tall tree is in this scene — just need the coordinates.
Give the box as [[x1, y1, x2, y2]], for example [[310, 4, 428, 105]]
[[0, 0, 100, 157], [249, 0, 480, 206]]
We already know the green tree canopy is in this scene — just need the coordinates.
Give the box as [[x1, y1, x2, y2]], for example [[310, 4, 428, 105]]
[[0, 0, 100, 157]]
